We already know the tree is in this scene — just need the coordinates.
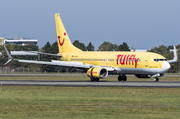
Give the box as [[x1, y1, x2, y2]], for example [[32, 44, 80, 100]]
[[73, 40, 86, 51], [117, 42, 130, 51], [40, 42, 55, 72], [51, 41, 58, 54], [98, 41, 118, 51], [51, 41, 59, 60], [86, 42, 94, 51], [149, 45, 167, 58], [42, 42, 51, 53], [159, 45, 167, 56], [12, 43, 39, 68]]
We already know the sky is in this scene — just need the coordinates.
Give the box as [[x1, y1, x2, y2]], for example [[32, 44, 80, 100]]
[[0, 0, 180, 50]]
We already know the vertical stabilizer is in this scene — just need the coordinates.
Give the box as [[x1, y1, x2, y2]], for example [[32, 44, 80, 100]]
[[55, 13, 82, 53]]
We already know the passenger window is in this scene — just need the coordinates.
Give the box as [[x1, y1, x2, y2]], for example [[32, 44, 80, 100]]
[[154, 59, 167, 62]]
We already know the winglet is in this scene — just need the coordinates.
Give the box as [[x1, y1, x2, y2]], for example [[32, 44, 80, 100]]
[[4, 45, 13, 65], [168, 45, 178, 63]]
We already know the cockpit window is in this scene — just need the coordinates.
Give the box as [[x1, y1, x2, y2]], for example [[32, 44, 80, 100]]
[[154, 59, 167, 62]]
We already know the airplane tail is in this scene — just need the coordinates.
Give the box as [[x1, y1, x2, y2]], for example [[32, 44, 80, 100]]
[[55, 13, 82, 53], [168, 45, 178, 63]]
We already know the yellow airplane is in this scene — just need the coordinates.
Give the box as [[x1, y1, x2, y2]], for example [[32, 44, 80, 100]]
[[4, 13, 178, 82]]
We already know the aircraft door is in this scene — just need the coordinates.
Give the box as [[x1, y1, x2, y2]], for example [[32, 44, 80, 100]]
[[145, 56, 150, 67], [65, 55, 69, 61], [104, 57, 110, 64]]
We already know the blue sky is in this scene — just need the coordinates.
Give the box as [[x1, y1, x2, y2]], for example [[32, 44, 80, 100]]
[[0, 0, 180, 50]]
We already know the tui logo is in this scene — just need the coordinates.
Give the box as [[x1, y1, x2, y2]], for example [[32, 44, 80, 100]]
[[58, 32, 66, 46]]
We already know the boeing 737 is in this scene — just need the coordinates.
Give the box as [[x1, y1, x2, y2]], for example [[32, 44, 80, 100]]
[[4, 13, 178, 82]]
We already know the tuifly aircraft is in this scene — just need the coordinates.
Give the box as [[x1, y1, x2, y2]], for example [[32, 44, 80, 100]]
[[4, 13, 178, 82]]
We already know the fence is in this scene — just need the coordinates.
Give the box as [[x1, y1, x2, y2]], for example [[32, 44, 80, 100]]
[[0, 66, 41, 73]]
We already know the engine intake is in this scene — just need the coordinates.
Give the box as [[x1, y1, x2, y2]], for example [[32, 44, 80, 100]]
[[87, 67, 108, 79]]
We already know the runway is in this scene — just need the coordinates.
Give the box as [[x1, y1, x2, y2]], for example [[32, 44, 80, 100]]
[[0, 73, 180, 87], [0, 80, 180, 87], [0, 73, 87, 77], [0, 74, 180, 77]]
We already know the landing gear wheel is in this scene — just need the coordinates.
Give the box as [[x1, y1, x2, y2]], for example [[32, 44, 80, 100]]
[[118, 75, 127, 81], [118, 76, 122, 81], [122, 76, 127, 81], [94, 78, 99, 81], [154, 77, 159, 82], [91, 78, 99, 81]]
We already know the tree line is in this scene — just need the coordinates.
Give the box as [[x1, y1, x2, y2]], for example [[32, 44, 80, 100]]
[[0, 40, 179, 73], [73, 40, 130, 51]]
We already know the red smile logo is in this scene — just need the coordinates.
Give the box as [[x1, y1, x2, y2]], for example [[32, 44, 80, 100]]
[[58, 32, 66, 46]]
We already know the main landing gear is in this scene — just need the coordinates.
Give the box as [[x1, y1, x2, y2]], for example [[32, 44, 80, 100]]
[[91, 78, 99, 81], [118, 75, 127, 81], [154, 77, 159, 82]]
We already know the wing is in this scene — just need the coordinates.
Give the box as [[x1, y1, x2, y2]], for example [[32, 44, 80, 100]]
[[17, 59, 91, 69], [16, 59, 116, 71], [4, 45, 116, 71], [10, 51, 62, 57]]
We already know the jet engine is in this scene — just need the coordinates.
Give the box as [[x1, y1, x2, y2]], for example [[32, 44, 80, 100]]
[[87, 67, 108, 79]]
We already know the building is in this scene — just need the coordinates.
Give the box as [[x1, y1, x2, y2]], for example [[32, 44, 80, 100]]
[[0, 37, 38, 46], [0, 37, 5, 45]]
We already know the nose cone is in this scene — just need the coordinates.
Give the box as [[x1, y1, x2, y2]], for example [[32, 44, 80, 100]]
[[162, 62, 171, 72]]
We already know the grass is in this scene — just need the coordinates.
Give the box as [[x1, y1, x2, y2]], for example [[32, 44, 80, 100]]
[[0, 86, 180, 118], [0, 74, 180, 118]]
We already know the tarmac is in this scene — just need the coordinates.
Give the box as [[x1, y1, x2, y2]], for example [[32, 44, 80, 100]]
[[0, 80, 180, 87], [0, 73, 180, 87]]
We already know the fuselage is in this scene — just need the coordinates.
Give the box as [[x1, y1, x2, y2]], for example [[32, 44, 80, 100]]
[[59, 51, 170, 75]]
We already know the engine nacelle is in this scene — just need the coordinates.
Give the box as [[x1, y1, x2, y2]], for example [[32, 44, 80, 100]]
[[87, 67, 108, 79]]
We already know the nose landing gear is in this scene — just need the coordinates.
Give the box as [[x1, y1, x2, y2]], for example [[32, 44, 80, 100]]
[[154, 77, 159, 82]]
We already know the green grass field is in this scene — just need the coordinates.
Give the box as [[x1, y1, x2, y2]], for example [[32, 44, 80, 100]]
[[0, 86, 180, 118], [0, 74, 180, 118]]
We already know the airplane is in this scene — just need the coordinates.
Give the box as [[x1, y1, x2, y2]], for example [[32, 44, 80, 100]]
[[4, 13, 178, 82]]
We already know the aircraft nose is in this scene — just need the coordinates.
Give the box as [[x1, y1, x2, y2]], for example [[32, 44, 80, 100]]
[[162, 62, 171, 72]]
